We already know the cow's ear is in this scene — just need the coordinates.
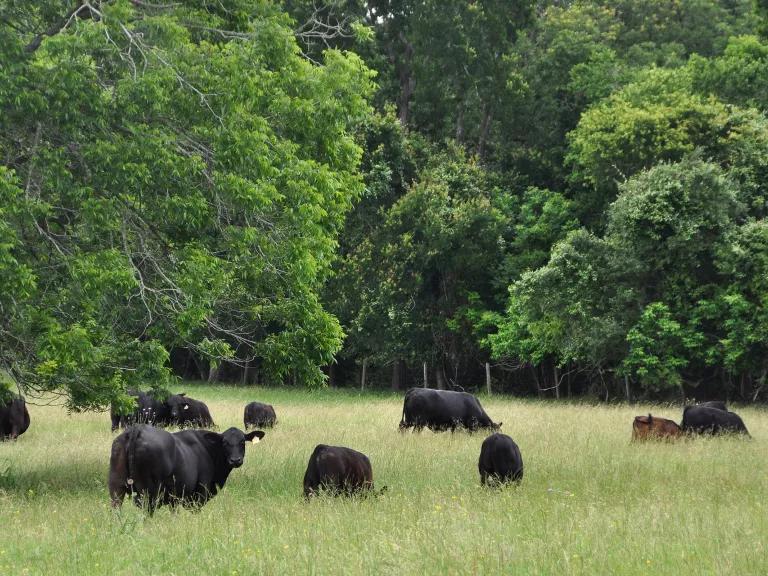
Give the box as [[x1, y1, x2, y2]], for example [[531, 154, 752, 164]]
[[245, 430, 265, 443], [178, 392, 186, 397]]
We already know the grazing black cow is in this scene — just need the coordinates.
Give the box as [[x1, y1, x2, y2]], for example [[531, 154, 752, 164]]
[[682, 405, 750, 436], [697, 400, 727, 412], [478, 433, 523, 485], [110, 390, 172, 431], [166, 393, 214, 428], [108, 424, 265, 513], [244, 402, 277, 429], [303, 445, 373, 497], [0, 397, 30, 440], [399, 388, 501, 432]]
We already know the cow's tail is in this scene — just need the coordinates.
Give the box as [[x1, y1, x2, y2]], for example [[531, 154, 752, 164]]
[[108, 426, 138, 508], [125, 425, 142, 497], [399, 401, 408, 431]]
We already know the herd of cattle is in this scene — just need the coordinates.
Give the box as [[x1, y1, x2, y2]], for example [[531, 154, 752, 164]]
[[632, 400, 751, 439], [0, 387, 754, 514]]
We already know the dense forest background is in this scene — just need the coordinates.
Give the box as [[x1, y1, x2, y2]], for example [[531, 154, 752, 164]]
[[4, 0, 768, 408]]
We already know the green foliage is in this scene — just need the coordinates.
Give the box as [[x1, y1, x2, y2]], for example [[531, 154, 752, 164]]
[[491, 229, 634, 368], [607, 157, 741, 290], [621, 302, 695, 391], [0, 1, 374, 407], [690, 35, 768, 110], [493, 155, 764, 396], [565, 66, 768, 224], [337, 146, 518, 377]]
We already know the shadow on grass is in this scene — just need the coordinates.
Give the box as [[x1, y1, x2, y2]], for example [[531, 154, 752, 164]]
[[0, 457, 105, 497]]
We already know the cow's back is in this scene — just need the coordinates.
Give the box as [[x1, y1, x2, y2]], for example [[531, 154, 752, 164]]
[[479, 433, 523, 484], [244, 402, 276, 428], [1, 399, 30, 439], [683, 406, 750, 435], [304, 444, 373, 496]]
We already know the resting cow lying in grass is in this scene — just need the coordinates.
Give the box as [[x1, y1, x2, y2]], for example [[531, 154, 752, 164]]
[[632, 414, 682, 441]]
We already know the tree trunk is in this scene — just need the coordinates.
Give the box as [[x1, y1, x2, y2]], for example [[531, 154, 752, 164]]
[[328, 362, 336, 388], [436, 366, 445, 390], [485, 362, 492, 395], [423, 361, 428, 388], [553, 364, 560, 399], [361, 358, 368, 391], [207, 363, 219, 383], [391, 359, 403, 391], [396, 32, 415, 126], [242, 358, 250, 386], [531, 365, 541, 398], [191, 353, 205, 380], [455, 100, 465, 143], [476, 103, 493, 158], [182, 349, 194, 379]]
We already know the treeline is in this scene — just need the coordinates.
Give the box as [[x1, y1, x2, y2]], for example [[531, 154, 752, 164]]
[[304, 0, 768, 401], [3, 1, 768, 408]]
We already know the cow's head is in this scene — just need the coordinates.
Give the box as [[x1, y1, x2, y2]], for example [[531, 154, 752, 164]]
[[220, 427, 265, 468], [166, 394, 190, 421]]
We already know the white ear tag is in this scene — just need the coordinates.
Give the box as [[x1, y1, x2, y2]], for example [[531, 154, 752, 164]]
[[183, 405, 189, 410], [252, 436, 260, 444]]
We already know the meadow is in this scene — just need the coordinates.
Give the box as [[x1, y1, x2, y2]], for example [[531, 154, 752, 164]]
[[0, 385, 766, 576]]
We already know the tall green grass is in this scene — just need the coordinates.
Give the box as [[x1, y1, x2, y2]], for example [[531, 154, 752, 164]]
[[1, 384, 766, 575]]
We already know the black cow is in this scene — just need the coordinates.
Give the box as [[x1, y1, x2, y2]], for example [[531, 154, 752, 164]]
[[244, 402, 277, 429], [399, 388, 501, 432], [478, 433, 523, 485], [682, 405, 750, 436], [110, 390, 171, 431], [166, 393, 214, 428], [0, 397, 30, 440], [108, 424, 265, 513], [303, 445, 373, 497]]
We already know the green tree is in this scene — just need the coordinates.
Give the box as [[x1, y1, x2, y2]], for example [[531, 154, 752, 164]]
[[0, 0, 374, 408], [621, 302, 696, 394]]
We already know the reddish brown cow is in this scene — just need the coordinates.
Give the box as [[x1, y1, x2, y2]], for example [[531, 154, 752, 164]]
[[632, 414, 682, 441]]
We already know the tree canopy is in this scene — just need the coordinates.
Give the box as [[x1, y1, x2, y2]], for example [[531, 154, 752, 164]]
[[0, 0, 373, 408], [4, 0, 768, 404]]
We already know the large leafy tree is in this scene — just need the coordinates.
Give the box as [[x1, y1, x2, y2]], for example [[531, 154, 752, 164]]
[[492, 156, 758, 398], [0, 0, 374, 408]]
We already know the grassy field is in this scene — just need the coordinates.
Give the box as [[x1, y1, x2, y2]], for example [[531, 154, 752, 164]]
[[0, 385, 766, 575]]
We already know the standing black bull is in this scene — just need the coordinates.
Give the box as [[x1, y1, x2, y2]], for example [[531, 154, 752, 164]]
[[108, 424, 265, 513], [0, 397, 30, 440], [682, 405, 750, 436], [303, 445, 374, 497], [478, 433, 523, 485], [110, 390, 171, 431], [244, 402, 277, 429], [399, 388, 501, 432], [166, 393, 214, 428]]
